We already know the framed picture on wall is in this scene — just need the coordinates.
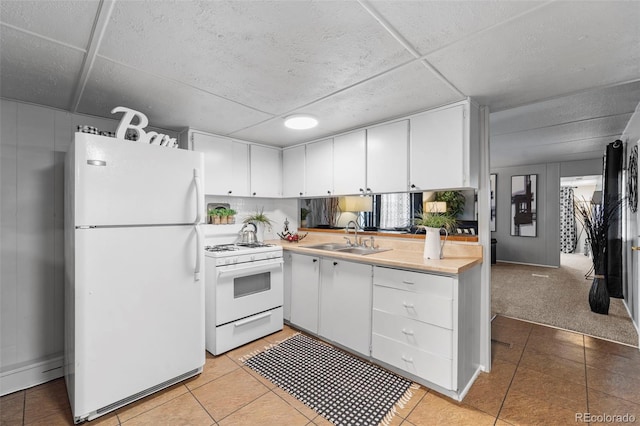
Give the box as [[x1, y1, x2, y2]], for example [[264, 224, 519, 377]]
[[490, 174, 497, 232], [511, 174, 537, 237]]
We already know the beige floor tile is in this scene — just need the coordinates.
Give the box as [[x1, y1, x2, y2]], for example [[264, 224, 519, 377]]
[[584, 336, 640, 360], [1, 390, 25, 425], [23, 379, 70, 424], [524, 334, 585, 364], [529, 324, 584, 347], [312, 414, 334, 425], [185, 352, 240, 390], [492, 316, 533, 332], [398, 419, 417, 426], [242, 365, 278, 390], [499, 389, 580, 425], [122, 392, 213, 425], [219, 391, 309, 426], [509, 366, 587, 413], [492, 340, 525, 365], [405, 392, 495, 426], [464, 359, 517, 417], [492, 323, 531, 347], [495, 420, 516, 426], [272, 386, 318, 420], [192, 367, 269, 421], [116, 383, 189, 422], [394, 385, 427, 419], [587, 388, 640, 424], [519, 347, 586, 385], [587, 365, 640, 405], [225, 338, 272, 365], [24, 408, 74, 426], [585, 347, 640, 380]]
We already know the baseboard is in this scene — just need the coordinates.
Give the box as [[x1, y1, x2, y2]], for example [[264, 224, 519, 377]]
[[495, 260, 559, 268], [0, 354, 64, 396], [622, 299, 640, 342]]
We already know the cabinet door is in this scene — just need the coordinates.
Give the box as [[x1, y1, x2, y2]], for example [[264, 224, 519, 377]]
[[367, 121, 408, 193], [282, 145, 306, 197], [283, 252, 293, 321], [333, 130, 366, 195], [289, 253, 320, 333], [305, 139, 333, 197], [410, 104, 465, 190], [250, 145, 282, 197], [192, 132, 248, 196], [319, 259, 372, 356]]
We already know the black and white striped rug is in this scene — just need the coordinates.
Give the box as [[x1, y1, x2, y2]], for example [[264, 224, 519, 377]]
[[242, 333, 416, 426]]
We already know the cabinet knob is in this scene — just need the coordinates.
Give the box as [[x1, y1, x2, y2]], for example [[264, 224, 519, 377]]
[[410, 184, 416, 189], [253, 192, 256, 196], [327, 190, 331, 194], [366, 188, 372, 193], [359, 188, 364, 193], [333, 261, 338, 266], [228, 190, 232, 194], [299, 192, 303, 196], [312, 259, 318, 263]]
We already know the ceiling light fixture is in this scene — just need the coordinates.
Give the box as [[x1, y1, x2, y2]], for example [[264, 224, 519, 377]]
[[284, 114, 318, 130]]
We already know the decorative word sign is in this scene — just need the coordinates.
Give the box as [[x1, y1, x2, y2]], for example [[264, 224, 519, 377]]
[[111, 106, 178, 148]]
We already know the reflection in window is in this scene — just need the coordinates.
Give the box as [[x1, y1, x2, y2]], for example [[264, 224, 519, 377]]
[[379, 193, 410, 229]]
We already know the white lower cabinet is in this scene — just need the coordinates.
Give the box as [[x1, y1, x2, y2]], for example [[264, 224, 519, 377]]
[[371, 265, 481, 398], [319, 259, 372, 356], [289, 253, 320, 334], [286, 252, 481, 401]]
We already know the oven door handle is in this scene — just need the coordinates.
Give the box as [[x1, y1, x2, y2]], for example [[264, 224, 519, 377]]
[[216, 259, 283, 278], [234, 311, 272, 327]]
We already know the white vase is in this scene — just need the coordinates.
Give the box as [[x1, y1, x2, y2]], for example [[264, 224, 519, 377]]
[[423, 226, 447, 260], [255, 222, 266, 242]]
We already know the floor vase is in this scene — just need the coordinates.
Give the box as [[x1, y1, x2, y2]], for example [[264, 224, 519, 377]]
[[589, 275, 610, 315]]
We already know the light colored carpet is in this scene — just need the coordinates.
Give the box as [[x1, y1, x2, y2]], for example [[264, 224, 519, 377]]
[[491, 253, 638, 346]]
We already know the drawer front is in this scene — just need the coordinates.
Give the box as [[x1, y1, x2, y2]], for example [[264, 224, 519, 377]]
[[209, 307, 283, 356], [372, 310, 453, 359], [373, 285, 453, 329], [373, 266, 453, 298], [372, 333, 453, 390]]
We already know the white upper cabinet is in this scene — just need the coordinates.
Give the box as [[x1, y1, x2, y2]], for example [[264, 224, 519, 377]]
[[409, 101, 479, 190], [366, 120, 408, 194], [333, 130, 366, 195], [305, 138, 333, 197], [250, 145, 282, 197], [282, 145, 306, 198], [191, 132, 249, 196]]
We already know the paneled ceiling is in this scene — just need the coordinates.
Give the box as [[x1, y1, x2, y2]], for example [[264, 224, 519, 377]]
[[1, 0, 639, 167]]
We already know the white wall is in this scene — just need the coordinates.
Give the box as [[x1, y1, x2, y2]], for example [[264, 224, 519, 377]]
[[0, 98, 177, 393]]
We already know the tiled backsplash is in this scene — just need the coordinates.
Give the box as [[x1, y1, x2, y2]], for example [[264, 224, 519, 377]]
[[203, 196, 298, 245]]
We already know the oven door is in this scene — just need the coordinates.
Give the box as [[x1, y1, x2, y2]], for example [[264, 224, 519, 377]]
[[215, 258, 284, 325]]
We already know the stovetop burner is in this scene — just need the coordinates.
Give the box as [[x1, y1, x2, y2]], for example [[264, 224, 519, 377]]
[[236, 242, 276, 248], [204, 244, 239, 252]]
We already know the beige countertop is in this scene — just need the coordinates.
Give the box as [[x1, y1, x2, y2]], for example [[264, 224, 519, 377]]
[[267, 232, 483, 275]]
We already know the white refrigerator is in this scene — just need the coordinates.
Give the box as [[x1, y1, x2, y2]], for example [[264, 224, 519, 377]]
[[64, 133, 205, 423]]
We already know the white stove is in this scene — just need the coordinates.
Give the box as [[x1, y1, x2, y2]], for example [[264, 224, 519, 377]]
[[204, 242, 284, 355]]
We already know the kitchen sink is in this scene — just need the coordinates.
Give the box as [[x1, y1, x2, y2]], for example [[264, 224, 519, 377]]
[[304, 243, 391, 256]]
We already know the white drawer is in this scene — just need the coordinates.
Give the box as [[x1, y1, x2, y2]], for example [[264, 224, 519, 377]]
[[207, 307, 283, 355], [372, 310, 453, 359], [373, 266, 453, 299], [373, 285, 453, 329], [372, 333, 454, 390]]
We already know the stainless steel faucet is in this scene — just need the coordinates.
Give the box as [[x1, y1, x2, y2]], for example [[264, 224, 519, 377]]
[[346, 220, 360, 246]]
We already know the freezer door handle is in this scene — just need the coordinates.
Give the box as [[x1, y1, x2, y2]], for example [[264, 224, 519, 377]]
[[194, 168, 203, 224], [195, 225, 203, 281]]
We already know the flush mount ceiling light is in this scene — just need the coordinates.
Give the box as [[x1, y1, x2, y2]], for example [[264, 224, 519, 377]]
[[284, 114, 318, 130]]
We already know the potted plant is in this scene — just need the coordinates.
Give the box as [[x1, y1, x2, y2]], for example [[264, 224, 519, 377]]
[[219, 208, 230, 224], [300, 208, 310, 228], [212, 209, 222, 225], [575, 198, 623, 315], [207, 208, 217, 224], [414, 212, 458, 260], [434, 191, 466, 217], [243, 208, 273, 241], [227, 208, 237, 224]]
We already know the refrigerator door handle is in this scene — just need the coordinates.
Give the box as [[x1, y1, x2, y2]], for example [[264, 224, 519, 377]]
[[194, 168, 203, 225], [195, 225, 203, 281]]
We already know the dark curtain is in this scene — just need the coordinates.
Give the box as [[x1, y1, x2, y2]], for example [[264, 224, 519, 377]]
[[603, 140, 623, 298]]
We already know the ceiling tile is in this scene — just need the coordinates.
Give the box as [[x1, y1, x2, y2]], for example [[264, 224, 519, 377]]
[[230, 60, 462, 146], [0, 0, 98, 49], [0, 26, 84, 110], [491, 81, 640, 136], [77, 57, 273, 134], [370, 0, 544, 55], [97, 0, 413, 115], [427, 1, 640, 110]]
